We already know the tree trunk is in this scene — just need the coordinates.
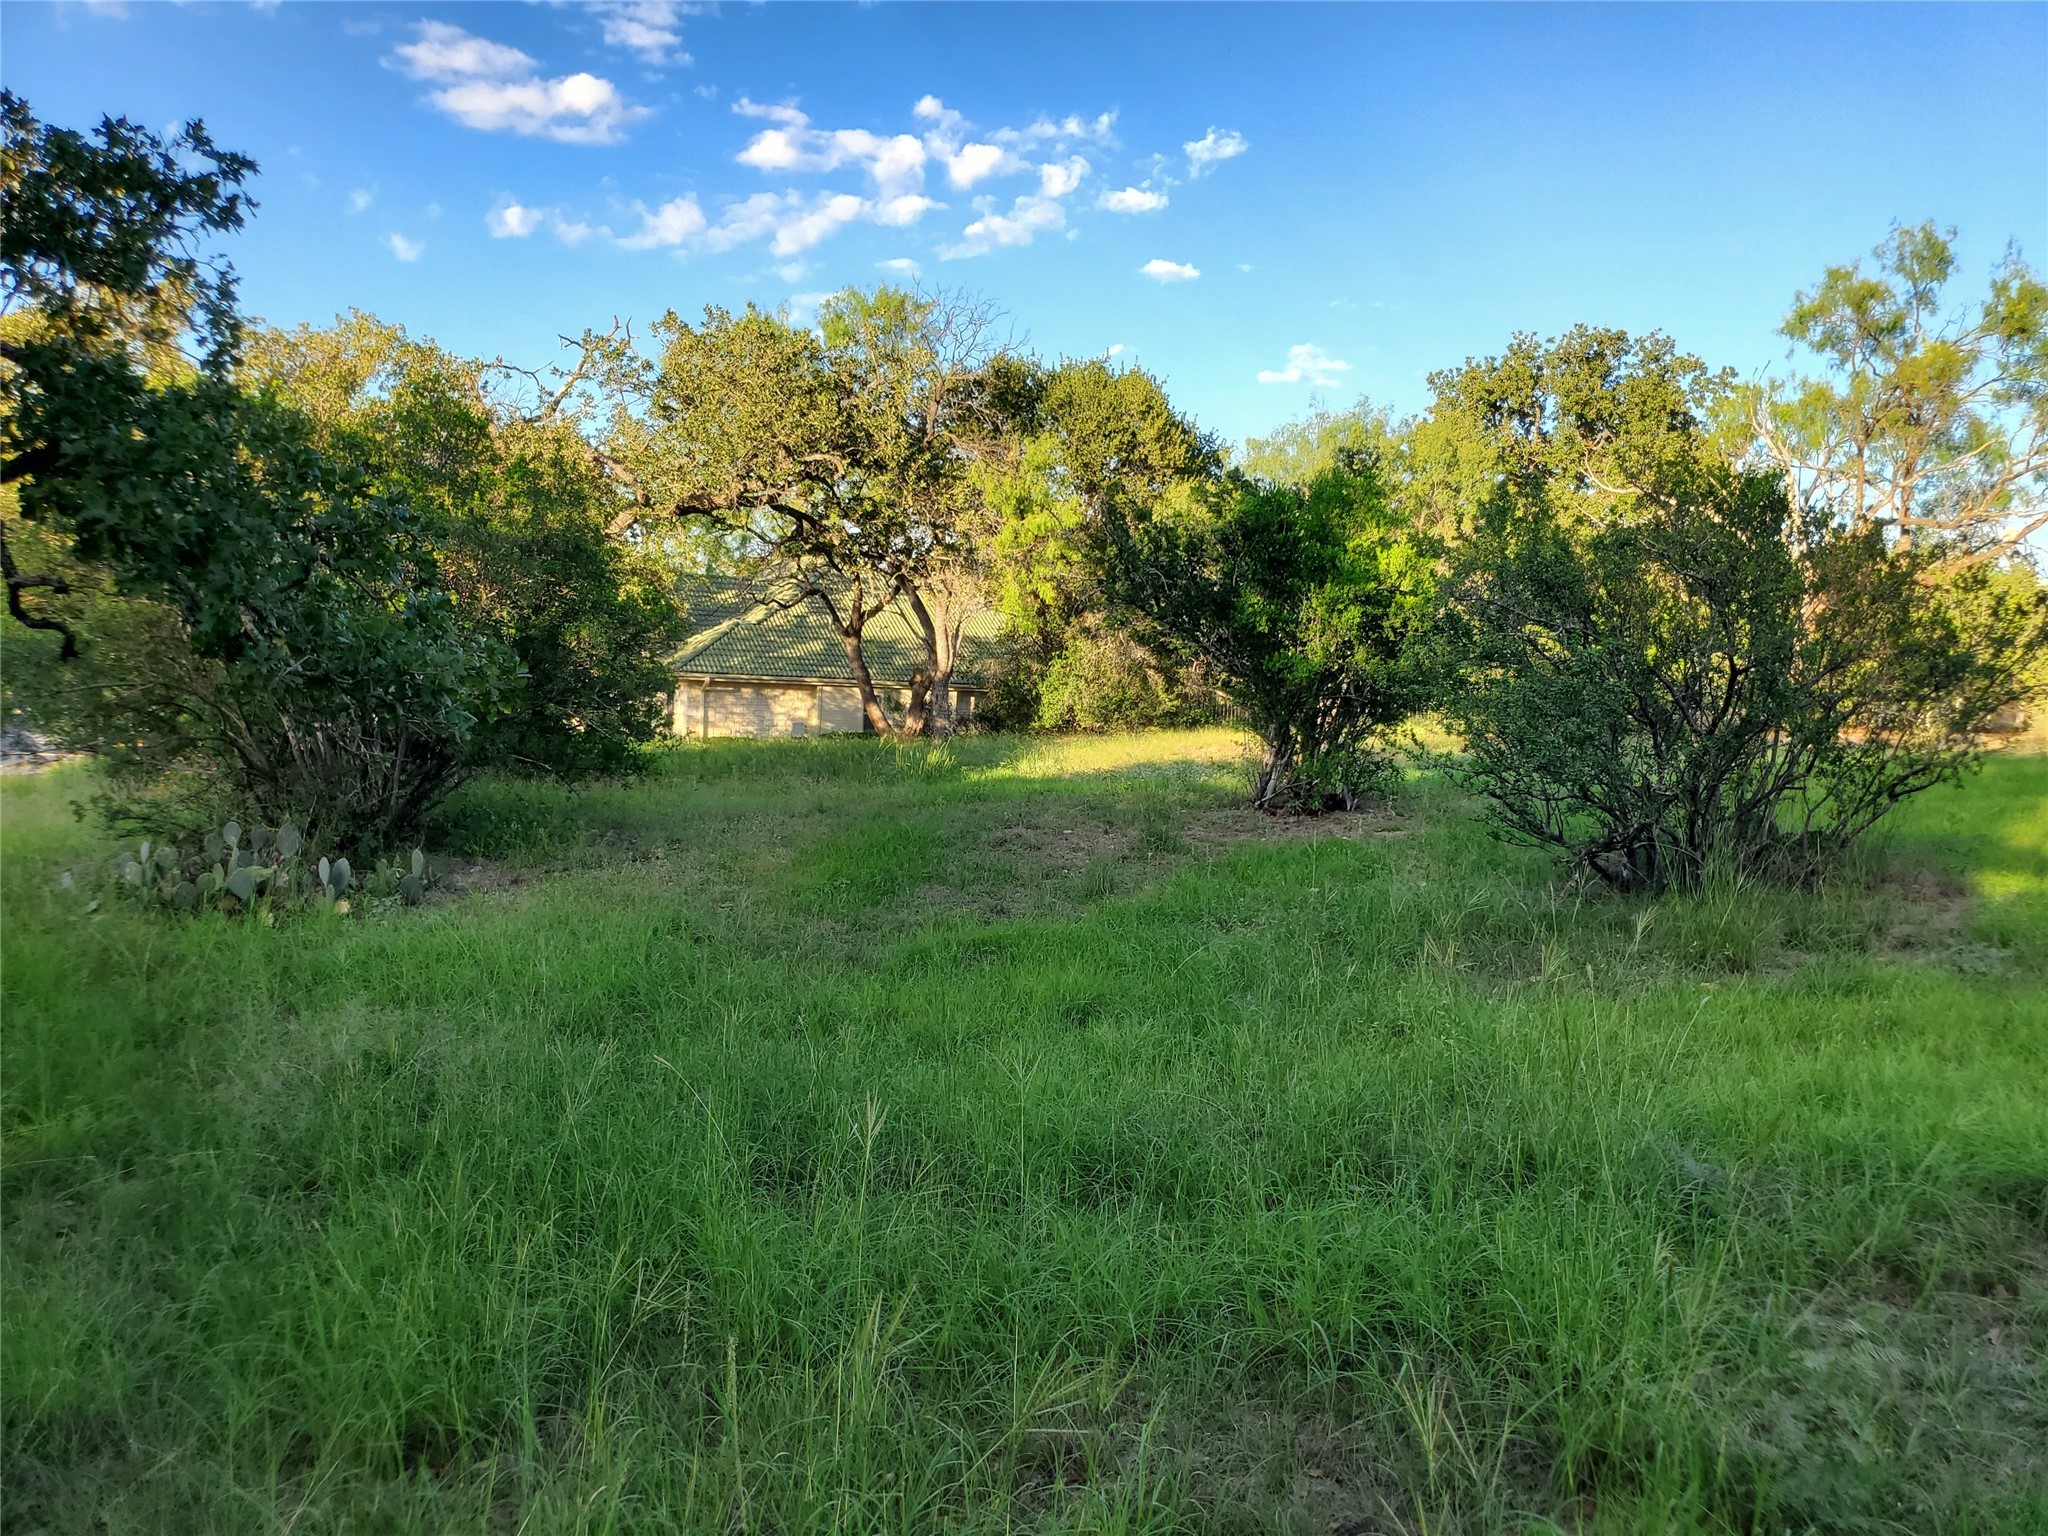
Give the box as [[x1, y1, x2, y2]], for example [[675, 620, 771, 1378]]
[[903, 668, 932, 737], [1252, 736, 1297, 813], [837, 623, 896, 735], [902, 584, 965, 737]]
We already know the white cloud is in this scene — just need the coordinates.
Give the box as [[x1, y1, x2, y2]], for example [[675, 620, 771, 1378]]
[[394, 21, 532, 80], [735, 97, 808, 126], [912, 95, 963, 133], [1141, 258, 1200, 283], [733, 99, 929, 201], [1184, 126, 1248, 177], [1105, 343, 1126, 358], [697, 192, 795, 252], [1099, 186, 1166, 214], [1237, 262, 1254, 272], [487, 197, 610, 245], [347, 188, 374, 215], [613, 187, 930, 259], [934, 150, 1093, 259], [388, 21, 646, 145], [771, 191, 867, 255], [870, 193, 940, 226], [433, 74, 642, 145], [878, 257, 922, 277], [775, 260, 811, 283], [994, 111, 1118, 149], [943, 141, 1016, 188], [487, 199, 548, 238], [583, 93, 1158, 264], [1038, 157, 1088, 198], [941, 193, 1066, 259], [618, 195, 709, 249], [588, 1, 691, 67], [917, 96, 1113, 194], [1257, 343, 1352, 387], [386, 232, 424, 262]]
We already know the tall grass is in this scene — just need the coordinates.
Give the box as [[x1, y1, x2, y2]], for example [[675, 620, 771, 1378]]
[[4, 734, 2044, 1533]]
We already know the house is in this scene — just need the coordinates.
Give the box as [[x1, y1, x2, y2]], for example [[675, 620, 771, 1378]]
[[670, 575, 1003, 737]]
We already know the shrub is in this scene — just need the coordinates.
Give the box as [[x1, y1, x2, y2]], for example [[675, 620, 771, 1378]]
[[243, 314, 689, 779], [2, 95, 506, 855], [1032, 623, 1217, 733], [1440, 468, 2047, 892], [1105, 452, 1432, 811]]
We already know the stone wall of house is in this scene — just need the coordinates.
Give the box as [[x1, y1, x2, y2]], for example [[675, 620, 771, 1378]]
[[671, 681, 872, 737], [669, 680, 978, 737], [818, 685, 867, 733]]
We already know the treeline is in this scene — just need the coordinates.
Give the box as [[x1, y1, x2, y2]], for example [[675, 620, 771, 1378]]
[[4, 97, 2044, 891]]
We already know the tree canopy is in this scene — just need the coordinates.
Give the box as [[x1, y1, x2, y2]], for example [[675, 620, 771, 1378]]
[[601, 288, 1015, 733], [1745, 222, 2048, 556]]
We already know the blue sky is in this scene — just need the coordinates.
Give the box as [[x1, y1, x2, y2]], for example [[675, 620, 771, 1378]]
[[8, 1, 2046, 445]]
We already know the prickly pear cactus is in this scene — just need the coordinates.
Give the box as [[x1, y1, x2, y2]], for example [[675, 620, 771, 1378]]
[[111, 814, 430, 923]]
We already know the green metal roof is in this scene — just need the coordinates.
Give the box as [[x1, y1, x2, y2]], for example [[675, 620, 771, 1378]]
[[676, 573, 770, 631], [673, 577, 1003, 688]]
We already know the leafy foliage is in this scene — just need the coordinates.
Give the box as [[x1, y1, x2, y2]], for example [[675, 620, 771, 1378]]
[[976, 358, 1222, 730], [1031, 621, 1219, 733], [1744, 222, 2048, 555], [1105, 453, 1433, 811], [1421, 323, 2048, 891], [243, 313, 687, 778], [1441, 460, 2046, 891], [2, 95, 513, 852], [1236, 397, 1398, 486], [1406, 325, 1735, 540]]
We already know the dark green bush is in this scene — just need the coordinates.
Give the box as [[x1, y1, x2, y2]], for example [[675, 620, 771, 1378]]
[[1440, 467, 2047, 891], [1105, 451, 1433, 812]]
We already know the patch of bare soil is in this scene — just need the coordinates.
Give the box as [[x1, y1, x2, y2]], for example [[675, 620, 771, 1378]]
[[1157, 1400, 1419, 1535], [1874, 865, 1998, 970], [1017, 1249, 2048, 1534], [429, 858, 541, 901], [934, 801, 1418, 924], [982, 813, 1133, 874], [1043, 1383, 1551, 1536], [1182, 804, 1413, 852]]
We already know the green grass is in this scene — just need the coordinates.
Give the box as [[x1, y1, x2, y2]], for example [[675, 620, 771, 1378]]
[[4, 730, 2045, 1534]]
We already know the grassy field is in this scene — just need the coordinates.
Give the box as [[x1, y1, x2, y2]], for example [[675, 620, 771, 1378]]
[[3, 730, 2045, 1534]]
